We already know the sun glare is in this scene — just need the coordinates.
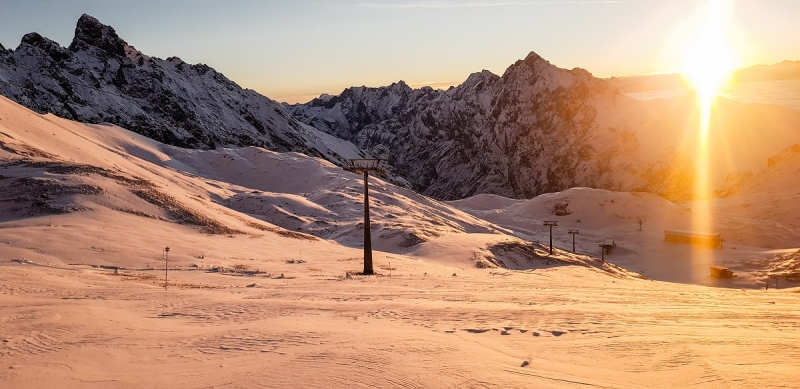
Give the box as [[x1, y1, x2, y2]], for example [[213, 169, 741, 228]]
[[681, 0, 740, 145], [680, 0, 741, 275]]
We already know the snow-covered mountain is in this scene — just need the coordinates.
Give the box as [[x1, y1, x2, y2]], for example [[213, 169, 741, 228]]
[[4, 15, 800, 203], [0, 14, 363, 164], [291, 53, 800, 201]]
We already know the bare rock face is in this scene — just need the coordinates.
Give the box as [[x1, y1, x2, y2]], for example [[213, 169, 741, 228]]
[[290, 52, 636, 199], [290, 51, 800, 201], [4, 15, 798, 202], [0, 14, 362, 165], [69, 14, 127, 57], [21, 33, 72, 62]]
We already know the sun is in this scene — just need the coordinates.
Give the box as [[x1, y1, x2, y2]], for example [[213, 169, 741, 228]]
[[681, 0, 740, 130]]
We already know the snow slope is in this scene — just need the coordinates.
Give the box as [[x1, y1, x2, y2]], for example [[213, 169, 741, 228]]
[[0, 94, 501, 259], [1, 83, 800, 389], [450, 186, 800, 288]]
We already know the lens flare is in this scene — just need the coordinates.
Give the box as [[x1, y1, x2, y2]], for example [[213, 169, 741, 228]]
[[680, 0, 740, 277], [682, 0, 739, 147]]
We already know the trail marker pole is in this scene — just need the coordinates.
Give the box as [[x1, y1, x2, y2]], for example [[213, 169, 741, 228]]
[[568, 229, 580, 253], [164, 246, 170, 290], [344, 159, 384, 275], [543, 221, 558, 255]]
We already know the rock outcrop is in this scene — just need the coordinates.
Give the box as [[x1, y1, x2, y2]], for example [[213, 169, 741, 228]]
[[291, 53, 800, 201], [0, 14, 363, 164]]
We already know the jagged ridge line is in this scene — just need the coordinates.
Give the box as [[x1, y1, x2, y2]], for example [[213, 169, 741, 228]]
[[0, 69, 505, 209], [1, 62, 172, 101], [0, 71, 502, 209]]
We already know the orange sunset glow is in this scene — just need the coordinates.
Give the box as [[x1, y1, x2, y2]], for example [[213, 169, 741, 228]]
[[1, 1, 800, 387]]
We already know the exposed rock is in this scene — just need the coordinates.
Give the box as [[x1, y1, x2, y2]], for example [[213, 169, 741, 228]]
[[20, 33, 71, 62], [291, 52, 629, 199], [5, 15, 799, 204], [69, 14, 127, 56], [0, 14, 363, 166], [291, 51, 800, 201]]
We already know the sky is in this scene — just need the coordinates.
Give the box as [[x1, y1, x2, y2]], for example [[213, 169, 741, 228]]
[[1, 0, 798, 103]]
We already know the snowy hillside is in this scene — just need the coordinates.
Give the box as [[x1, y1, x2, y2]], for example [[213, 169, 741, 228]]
[[450, 185, 800, 287], [0, 14, 364, 165], [0, 91, 640, 284], [2, 83, 800, 389], [708, 144, 800, 248], [0, 94, 508, 260]]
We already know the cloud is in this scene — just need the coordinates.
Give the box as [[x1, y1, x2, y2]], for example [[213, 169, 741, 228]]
[[406, 80, 461, 89]]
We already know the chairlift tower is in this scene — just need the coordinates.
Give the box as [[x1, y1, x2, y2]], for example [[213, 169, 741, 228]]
[[344, 159, 384, 275], [568, 229, 580, 253], [543, 221, 558, 255], [598, 243, 614, 262]]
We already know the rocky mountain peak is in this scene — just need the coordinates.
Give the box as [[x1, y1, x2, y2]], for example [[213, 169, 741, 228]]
[[289, 50, 663, 200], [455, 70, 499, 96], [501, 50, 559, 80], [464, 70, 499, 85], [0, 14, 362, 166], [388, 80, 411, 92], [518, 51, 561, 73], [20, 32, 71, 62], [20, 32, 48, 47], [524, 51, 543, 62], [69, 14, 128, 57]]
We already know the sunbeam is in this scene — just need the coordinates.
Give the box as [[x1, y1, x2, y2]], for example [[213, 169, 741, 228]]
[[680, 0, 740, 278]]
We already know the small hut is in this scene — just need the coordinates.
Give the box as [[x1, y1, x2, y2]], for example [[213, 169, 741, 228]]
[[664, 230, 724, 249], [710, 266, 733, 279]]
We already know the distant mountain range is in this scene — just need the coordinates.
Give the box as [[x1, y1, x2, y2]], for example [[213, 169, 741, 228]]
[[0, 14, 363, 165], [290, 54, 800, 201], [608, 61, 800, 93], [734, 60, 800, 82], [3, 15, 800, 202]]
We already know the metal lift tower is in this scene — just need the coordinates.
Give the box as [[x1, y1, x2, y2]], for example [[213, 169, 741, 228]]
[[344, 159, 384, 275]]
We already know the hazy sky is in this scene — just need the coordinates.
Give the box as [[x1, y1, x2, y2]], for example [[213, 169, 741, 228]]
[[1, 0, 798, 103]]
